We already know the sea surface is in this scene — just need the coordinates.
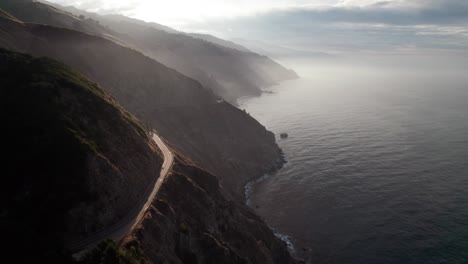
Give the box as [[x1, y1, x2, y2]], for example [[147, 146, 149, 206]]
[[239, 55, 468, 264]]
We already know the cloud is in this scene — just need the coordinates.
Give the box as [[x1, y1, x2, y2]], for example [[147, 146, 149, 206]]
[[45, 0, 468, 53], [46, 0, 338, 19], [270, 2, 468, 26], [180, 0, 468, 53]]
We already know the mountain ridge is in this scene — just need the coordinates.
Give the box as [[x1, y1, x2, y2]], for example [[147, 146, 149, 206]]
[[1, 48, 298, 263], [0, 10, 284, 201], [10, 0, 298, 104], [0, 2, 299, 263]]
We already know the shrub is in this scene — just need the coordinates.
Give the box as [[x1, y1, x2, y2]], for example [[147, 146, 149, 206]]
[[78, 240, 149, 264]]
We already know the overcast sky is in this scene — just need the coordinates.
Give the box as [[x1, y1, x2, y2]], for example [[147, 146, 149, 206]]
[[46, 0, 468, 54], [47, 0, 338, 24]]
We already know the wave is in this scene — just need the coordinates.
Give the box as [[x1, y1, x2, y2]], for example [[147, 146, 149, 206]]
[[244, 171, 297, 255]]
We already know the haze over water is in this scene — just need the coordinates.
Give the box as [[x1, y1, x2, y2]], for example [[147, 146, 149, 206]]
[[240, 53, 468, 264]]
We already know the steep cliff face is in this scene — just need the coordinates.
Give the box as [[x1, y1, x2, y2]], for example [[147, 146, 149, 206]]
[[3, 0, 298, 104], [152, 102, 285, 198], [123, 157, 297, 264], [0, 49, 162, 261], [0, 6, 298, 262], [93, 19, 298, 103], [0, 14, 284, 199]]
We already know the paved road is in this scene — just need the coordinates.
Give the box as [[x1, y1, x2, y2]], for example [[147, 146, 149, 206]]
[[70, 132, 174, 253]]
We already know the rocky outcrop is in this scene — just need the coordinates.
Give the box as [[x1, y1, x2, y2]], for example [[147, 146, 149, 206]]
[[122, 157, 297, 264]]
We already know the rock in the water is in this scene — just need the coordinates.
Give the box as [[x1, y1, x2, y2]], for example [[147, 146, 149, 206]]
[[280, 133, 289, 139]]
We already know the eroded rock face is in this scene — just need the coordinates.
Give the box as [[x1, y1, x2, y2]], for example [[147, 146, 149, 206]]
[[123, 158, 297, 264]]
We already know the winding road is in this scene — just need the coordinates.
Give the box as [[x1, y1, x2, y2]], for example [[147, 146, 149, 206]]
[[70, 132, 174, 253]]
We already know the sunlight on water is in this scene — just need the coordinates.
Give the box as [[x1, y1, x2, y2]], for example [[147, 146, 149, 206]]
[[239, 54, 468, 264]]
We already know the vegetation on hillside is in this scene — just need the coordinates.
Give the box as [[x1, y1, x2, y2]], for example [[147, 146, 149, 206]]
[[0, 4, 285, 201], [1, 48, 93, 263], [0, 48, 154, 263], [78, 240, 149, 264]]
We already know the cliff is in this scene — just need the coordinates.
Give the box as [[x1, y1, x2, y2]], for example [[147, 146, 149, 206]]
[[1, 48, 297, 263], [122, 156, 297, 264], [0, 4, 298, 263], [94, 18, 298, 103], [0, 13, 284, 200], [0, 48, 163, 262], [2, 0, 298, 104]]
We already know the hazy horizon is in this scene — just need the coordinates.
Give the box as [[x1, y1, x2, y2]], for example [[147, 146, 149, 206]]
[[45, 0, 468, 57]]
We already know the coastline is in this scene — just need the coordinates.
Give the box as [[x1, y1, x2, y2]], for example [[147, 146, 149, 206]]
[[243, 151, 298, 256], [239, 76, 300, 257]]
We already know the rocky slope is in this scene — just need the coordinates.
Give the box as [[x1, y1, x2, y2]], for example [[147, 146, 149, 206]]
[[95, 18, 298, 103], [4, 0, 298, 104], [0, 12, 284, 200], [1, 48, 298, 263], [0, 48, 163, 262], [0, 4, 299, 263], [122, 156, 297, 264]]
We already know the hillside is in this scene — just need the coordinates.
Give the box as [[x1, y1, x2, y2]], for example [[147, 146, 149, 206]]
[[0, 6, 19, 21], [1, 46, 298, 264], [123, 156, 297, 264], [4, 0, 298, 104], [0, 13, 284, 200], [0, 48, 163, 262], [0, 0, 107, 35], [188, 32, 252, 52], [103, 13, 179, 34], [78, 13, 299, 103], [1, 48, 297, 263]]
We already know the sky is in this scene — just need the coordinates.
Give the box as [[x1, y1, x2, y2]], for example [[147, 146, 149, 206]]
[[46, 0, 339, 24], [46, 0, 468, 55]]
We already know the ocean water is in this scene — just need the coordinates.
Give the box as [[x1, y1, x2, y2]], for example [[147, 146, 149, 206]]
[[239, 55, 468, 264]]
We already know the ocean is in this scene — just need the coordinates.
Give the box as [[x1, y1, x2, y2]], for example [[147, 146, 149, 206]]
[[239, 54, 468, 264]]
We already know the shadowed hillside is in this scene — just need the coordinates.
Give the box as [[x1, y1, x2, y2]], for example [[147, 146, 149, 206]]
[[0, 13, 284, 200], [0, 48, 162, 262], [123, 156, 298, 264], [2, 0, 298, 104], [1, 47, 298, 264]]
